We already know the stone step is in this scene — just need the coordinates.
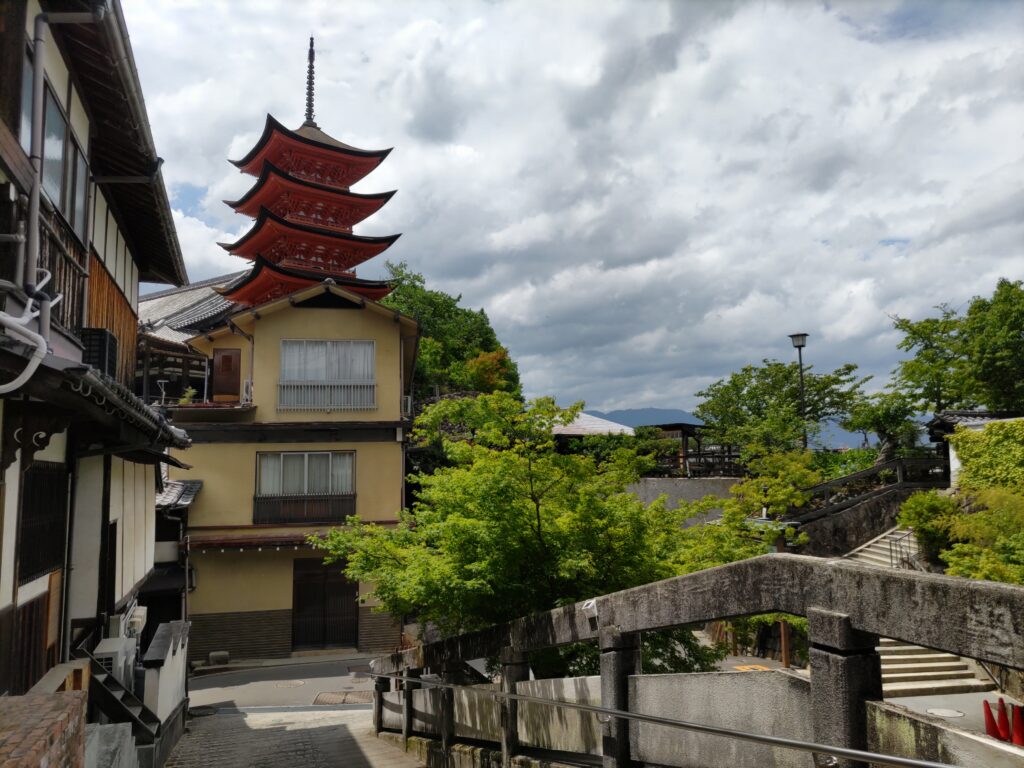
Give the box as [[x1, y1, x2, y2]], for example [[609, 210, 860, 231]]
[[882, 669, 978, 683], [881, 660, 970, 673], [877, 645, 952, 657], [883, 678, 996, 698], [880, 654, 966, 667]]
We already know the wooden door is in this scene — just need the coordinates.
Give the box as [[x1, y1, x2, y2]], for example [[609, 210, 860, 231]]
[[292, 559, 358, 649], [211, 348, 241, 402]]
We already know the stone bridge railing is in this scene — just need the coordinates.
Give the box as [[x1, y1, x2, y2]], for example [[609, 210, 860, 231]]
[[371, 553, 1024, 768]]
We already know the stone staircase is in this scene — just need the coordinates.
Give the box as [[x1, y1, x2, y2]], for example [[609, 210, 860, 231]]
[[844, 528, 996, 698]]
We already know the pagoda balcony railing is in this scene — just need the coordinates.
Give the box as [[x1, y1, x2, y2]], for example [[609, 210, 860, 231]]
[[253, 493, 356, 525], [277, 380, 376, 411]]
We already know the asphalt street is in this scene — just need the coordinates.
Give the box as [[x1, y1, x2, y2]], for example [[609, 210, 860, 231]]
[[189, 658, 376, 709]]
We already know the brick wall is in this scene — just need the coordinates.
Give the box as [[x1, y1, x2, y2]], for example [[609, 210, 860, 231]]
[[0, 691, 86, 767], [188, 609, 291, 662]]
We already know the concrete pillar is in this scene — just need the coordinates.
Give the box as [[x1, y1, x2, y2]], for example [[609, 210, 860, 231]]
[[807, 609, 882, 768], [373, 674, 391, 734], [600, 629, 639, 768], [500, 647, 529, 768], [402, 667, 422, 749]]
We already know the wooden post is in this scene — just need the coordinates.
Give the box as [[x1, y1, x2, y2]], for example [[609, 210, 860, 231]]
[[373, 674, 391, 734], [500, 648, 529, 768], [402, 667, 422, 749], [600, 629, 639, 768]]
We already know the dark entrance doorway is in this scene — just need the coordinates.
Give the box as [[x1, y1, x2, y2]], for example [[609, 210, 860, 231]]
[[292, 559, 358, 649]]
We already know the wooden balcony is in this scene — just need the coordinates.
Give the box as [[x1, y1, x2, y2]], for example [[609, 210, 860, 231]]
[[252, 493, 356, 525]]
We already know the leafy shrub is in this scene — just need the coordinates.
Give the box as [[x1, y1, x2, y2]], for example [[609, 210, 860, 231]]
[[947, 420, 1024, 493], [941, 489, 1024, 585], [897, 490, 958, 562], [812, 448, 878, 480]]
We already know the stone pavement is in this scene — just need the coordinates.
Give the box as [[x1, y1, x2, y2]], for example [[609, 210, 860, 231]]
[[165, 708, 420, 768]]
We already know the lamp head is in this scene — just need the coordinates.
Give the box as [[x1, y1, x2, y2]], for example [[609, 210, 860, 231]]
[[789, 333, 809, 349]]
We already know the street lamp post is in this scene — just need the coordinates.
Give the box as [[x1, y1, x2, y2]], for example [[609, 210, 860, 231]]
[[789, 333, 809, 450]]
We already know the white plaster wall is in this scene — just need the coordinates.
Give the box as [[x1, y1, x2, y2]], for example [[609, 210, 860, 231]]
[[144, 635, 189, 723], [35, 429, 66, 463], [154, 542, 178, 564], [0, 454, 23, 610], [68, 456, 104, 621]]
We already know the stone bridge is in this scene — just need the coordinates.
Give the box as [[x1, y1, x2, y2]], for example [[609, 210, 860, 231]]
[[370, 553, 1024, 768]]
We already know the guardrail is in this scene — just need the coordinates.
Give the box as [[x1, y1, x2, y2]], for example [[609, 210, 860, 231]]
[[371, 553, 1024, 768], [787, 457, 947, 523], [368, 671, 954, 768]]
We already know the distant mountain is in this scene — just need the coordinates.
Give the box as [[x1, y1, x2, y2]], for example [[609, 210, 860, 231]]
[[585, 408, 703, 428]]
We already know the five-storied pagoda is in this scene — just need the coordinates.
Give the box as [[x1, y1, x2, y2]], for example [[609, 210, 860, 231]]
[[218, 37, 398, 304]]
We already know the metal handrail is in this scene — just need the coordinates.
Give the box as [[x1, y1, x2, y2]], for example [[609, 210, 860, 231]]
[[368, 671, 961, 768]]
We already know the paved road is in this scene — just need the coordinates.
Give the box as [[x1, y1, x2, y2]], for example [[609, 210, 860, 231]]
[[166, 709, 419, 768], [189, 659, 375, 708]]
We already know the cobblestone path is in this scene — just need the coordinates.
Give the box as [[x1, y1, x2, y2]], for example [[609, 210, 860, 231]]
[[166, 708, 421, 768]]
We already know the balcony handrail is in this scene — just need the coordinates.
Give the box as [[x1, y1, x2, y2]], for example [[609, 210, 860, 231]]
[[367, 671, 954, 768]]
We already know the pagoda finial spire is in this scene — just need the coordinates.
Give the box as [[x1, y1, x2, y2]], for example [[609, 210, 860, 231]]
[[303, 36, 317, 127]]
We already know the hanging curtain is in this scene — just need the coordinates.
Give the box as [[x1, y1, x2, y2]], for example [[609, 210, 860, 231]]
[[307, 453, 331, 494], [331, 453, 354, 494], [281, 341, 305, 381], [282, 453, 306, 495], [258, 453, 281, 496]]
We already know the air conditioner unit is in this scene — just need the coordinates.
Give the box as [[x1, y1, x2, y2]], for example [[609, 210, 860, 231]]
[[93, 636, 137, 691], [126, 606, 147, 637]]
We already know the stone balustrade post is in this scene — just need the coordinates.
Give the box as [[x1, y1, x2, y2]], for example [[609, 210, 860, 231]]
[[599, 628, 639, 768], [402, 667, 422, 749], [807, 608, 882, 768], [500, 647, 530, 768], [373, 674, 391, 734]]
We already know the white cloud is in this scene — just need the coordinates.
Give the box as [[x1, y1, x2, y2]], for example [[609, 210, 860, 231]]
[[124, 0, 1024, 411]]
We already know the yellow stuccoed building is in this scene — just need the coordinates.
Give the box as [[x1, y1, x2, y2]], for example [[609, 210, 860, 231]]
[[164, 287, 418, 661]]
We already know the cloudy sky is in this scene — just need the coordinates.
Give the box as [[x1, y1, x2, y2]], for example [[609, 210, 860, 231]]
[[123, 0, 1024, 412]]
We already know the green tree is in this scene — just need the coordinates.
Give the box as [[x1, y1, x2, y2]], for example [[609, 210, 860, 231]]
[[381, 262, 520, 399], [569, 426, 679, 475], [942, 489, 1024, 585], [313, 394, 679, 634], [842, 391, 919, 464], [891, 305, 969, 413], [694, 360, 865, 458], [961, 278, 1024, 412]]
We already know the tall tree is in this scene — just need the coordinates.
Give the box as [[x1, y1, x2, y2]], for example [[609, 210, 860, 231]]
[[891, 304, 969, 413], [381, 262, 521, 399], [961, 278, 1024, 412], [842, 391, 919, 464], [694, 360, 865, 457]]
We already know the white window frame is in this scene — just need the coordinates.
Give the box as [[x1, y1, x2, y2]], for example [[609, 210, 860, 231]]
[[255, 450, 355, 497]]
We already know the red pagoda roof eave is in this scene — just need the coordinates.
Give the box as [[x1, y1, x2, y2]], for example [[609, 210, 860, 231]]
[[229, 114, 392, 169], [218, 256, 394, 305], [224, 161, 397, 211], [218, 207, 401, 253]]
